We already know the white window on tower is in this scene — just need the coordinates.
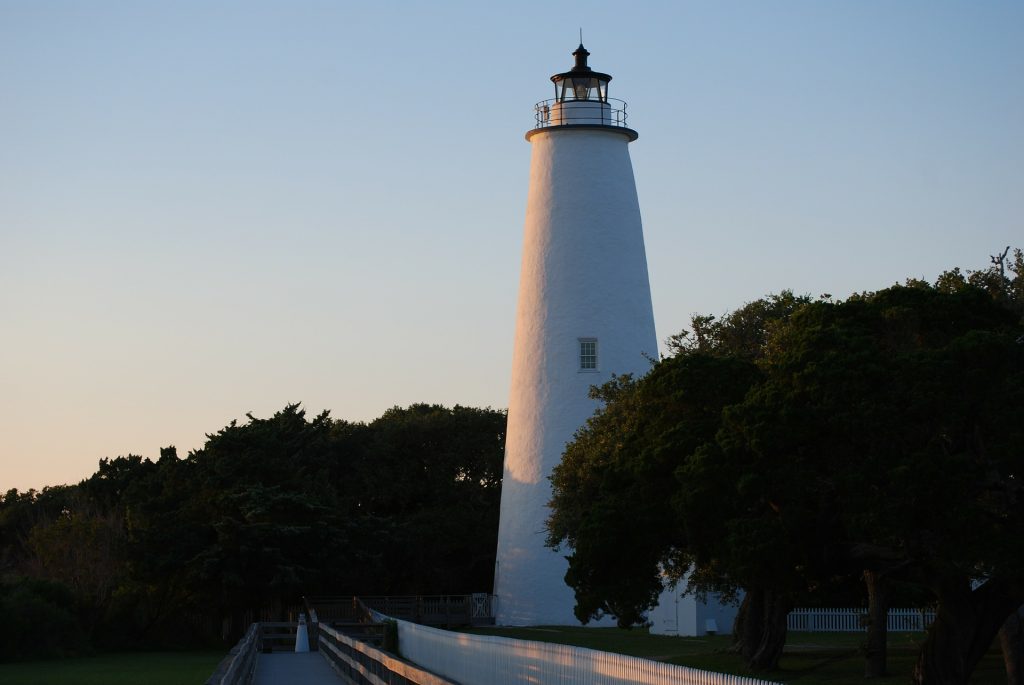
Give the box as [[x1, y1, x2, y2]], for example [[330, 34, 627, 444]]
[[579, 338, 598, 371]]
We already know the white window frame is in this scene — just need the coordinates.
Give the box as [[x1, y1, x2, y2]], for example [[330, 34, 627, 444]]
[[578, 338, 598, 372]]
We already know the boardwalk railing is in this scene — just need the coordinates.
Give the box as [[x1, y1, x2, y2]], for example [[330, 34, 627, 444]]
[[366, 609, 780, 685], [788, 607, 936, 632], [259, 621, 305, 651], [205, 618, 316, 685], [204, 623, 259, 685], [318, 621, 457, 685]]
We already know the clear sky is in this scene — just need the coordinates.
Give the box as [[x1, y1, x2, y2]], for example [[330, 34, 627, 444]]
[[2, 1, 1021, 492]]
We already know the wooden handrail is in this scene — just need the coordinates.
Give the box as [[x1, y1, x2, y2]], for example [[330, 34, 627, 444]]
[[204, 622, 259, 685], [318, 622, 457, 685]]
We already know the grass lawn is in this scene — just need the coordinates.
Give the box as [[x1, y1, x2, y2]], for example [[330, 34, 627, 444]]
[[461, 626, 1007, 684], [0, 650, 226, 685]]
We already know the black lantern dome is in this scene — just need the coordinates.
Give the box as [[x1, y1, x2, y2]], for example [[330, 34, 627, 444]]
[[551, 44, 611, 103], [528, 43, 635, 141]]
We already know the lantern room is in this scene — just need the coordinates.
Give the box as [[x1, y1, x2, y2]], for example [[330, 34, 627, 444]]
[[530, 44, 635, 138], [551, 44, 611, 103]]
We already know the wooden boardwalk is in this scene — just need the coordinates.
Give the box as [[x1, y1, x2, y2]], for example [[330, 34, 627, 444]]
[[252, 652, 342, 685]]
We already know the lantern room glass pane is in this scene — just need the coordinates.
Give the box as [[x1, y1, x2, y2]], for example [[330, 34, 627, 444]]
[[570, 76, 596, 101], [555, 76, 609, 103]]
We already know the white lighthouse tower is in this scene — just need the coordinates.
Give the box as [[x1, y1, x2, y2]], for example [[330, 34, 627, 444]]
[[494, 44, 658, 626]]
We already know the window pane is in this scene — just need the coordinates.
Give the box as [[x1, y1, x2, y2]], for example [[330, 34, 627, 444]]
[[579, 340, 597, 369]]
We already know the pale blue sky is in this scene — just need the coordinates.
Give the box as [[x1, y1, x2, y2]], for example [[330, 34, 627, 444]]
[[2, 1, 1021, 491]]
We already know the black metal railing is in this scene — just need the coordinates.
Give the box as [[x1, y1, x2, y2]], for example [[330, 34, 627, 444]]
[[357, 594, 495, 627], [533, 97, 629, 130], [306, 594, 495, 628]]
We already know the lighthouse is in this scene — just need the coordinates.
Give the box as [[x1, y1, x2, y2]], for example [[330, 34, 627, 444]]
[[493, 44, 659, 626]]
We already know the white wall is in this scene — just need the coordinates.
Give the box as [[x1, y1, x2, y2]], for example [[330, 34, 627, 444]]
[[494, 126, 658, 626], [648, 582, 739, 637]]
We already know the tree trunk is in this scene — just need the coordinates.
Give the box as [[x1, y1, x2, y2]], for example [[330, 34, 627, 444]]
[[733, 588, 792, 672], [913, 578, 1022, 685], [864, 569, 891, 678], [732, 589, 760, 659], [1000, 608, 1024, 685]]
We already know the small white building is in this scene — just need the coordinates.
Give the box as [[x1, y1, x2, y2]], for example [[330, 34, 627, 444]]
[[647, 582, 739, 637]]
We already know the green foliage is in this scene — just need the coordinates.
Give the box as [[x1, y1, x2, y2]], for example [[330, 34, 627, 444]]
[[665, 290, 812, 359], [549, 303, 820, 632], [0, 578, 89, 661], [0, 487, 76, 576], [548, 355, 762, 626], [0, 402, 506, 655], [929, 247, 1024, 322], [24, 499, 126, 623], [358, 405, 505, 594], [547, 252, 1024, 679]]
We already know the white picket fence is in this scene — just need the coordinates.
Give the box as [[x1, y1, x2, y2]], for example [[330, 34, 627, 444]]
[[787, 608, 936, 633], [379, 615, 780, 685]]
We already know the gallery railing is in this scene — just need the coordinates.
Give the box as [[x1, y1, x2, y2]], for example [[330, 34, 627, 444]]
[[532, 97, 630, 130]]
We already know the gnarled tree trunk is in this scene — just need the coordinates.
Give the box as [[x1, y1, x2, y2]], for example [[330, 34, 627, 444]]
[[1000, 608, 1024, 685], [864, 569, 891, 678], [733, 587, 792, 672], [913, 578, 1022, 685]]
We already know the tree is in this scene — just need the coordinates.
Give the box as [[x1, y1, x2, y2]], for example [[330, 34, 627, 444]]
[[24, 496, 126, 634], [356, 404, 506, 594], [548, 277, 1024, 681], [1002, 608, 1024, 685], [549, 292, 814, 671], [729, 285, 1023, 683], [548, 356, 797, 666], [152, 405, 355, 621], [0, 577, 89, 660], [0, 401, 508, 652]]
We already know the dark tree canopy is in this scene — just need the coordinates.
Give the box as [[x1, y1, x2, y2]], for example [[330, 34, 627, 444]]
[[0, 402, 506, 656], [548, 260, 1024, 682]]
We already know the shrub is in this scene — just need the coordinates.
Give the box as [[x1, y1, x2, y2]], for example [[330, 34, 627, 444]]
[[0, 578, 90, 661]]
